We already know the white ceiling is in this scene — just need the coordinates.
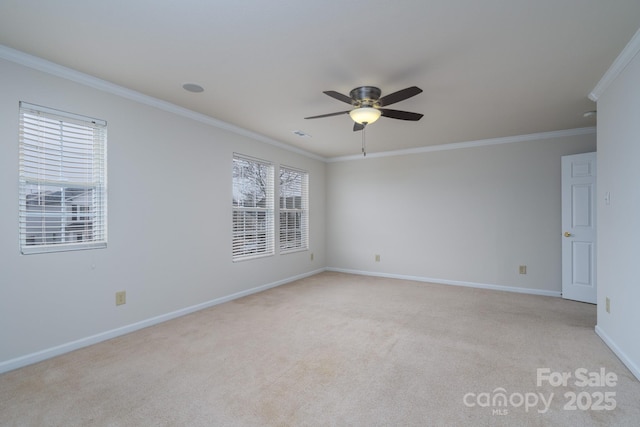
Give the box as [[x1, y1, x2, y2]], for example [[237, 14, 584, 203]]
[[1, 0, 639, 158]]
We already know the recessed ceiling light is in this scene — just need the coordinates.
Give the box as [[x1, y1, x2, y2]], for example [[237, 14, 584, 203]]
[[182, 83, 204, 93], [292, 130, 312, 138]]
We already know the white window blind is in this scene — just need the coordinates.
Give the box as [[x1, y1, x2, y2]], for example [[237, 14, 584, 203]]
[[19, 102, 107, 254], [279, 166, 308, 252], [232, 154, 274, 261]]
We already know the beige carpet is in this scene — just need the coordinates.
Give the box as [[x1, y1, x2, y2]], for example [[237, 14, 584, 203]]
[[1, 272, 639, 426]]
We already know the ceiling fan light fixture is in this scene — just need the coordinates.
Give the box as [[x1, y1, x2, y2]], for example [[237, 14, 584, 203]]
[[349, 107, 381, 125]]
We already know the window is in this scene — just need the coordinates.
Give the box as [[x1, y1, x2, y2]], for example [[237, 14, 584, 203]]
[[19, 102, 107, 254], [232, 154, 274, 260], [279, 166, 308, 252]]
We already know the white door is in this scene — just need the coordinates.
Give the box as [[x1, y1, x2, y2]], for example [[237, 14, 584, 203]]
[[561, 152, 597, 304]]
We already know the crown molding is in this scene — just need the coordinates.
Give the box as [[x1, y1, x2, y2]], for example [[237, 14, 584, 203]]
[[327, 127, 596, 162], [0, 44, 326, 162], [589, 27, 640, 102]]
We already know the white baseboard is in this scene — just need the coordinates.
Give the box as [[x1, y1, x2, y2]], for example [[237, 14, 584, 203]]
[[0, 268, 326, 374], [595, 325, 640, 382], [326, 267, 562, 297]]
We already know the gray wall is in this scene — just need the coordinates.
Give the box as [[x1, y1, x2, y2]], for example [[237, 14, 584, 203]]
[[326, 134, 596, 294], [0, 58, 326, 368], [595, 42, 640, 379]]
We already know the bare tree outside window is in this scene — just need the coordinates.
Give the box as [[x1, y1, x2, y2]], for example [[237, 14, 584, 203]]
[[232, 155, 274, 260]]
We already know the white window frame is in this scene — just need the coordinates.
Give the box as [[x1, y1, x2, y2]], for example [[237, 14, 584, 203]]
[[279, 165, 309, 253], [232, 154, 274, 261], [18, 102, 107, 254]]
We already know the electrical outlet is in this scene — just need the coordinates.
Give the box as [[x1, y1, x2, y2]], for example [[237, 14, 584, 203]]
[[375, 254, 381, 262], [116, 291, 126, 306], [606, 297, 610, 314], [310, 252, 314, 261], [519, 265, 527, 275]]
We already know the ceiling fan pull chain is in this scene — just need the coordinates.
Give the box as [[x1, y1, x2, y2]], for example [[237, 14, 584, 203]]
[[362, 125, 367, 157]]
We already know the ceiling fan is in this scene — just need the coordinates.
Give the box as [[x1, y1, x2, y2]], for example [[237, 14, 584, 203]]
[[305, 86, 424, 131]]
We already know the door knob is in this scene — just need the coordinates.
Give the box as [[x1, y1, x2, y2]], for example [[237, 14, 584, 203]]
[[564, 231, 571, 237]]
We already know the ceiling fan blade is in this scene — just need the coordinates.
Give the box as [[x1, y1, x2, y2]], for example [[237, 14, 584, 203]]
[[304, 110, 350, 119], [379, 108, 424, 121], [353, 122, 365, 132], [323, 90, 354, 105], [378, 86, 423, 106]]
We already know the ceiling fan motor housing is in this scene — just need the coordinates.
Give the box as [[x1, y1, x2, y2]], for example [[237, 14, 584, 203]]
[[350, 86, 381, 107]]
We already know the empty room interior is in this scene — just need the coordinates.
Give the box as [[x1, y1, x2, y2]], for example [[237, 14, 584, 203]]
[[1, 1, 640, 425]]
